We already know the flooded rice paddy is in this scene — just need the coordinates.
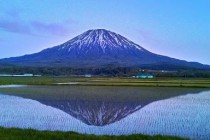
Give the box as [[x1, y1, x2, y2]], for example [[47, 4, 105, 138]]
[[0, 85, 210, 140]]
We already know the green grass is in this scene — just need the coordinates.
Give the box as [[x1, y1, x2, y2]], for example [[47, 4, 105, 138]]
[[0, 127, 187, 140], [0, 76, 210, 88]]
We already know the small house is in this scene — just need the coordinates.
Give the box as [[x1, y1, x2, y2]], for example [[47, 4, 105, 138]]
[[135, 74, 154, 79], [85, 74, 92, 78]]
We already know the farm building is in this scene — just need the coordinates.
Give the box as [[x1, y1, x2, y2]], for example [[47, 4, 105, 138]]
[[134, 74, 154, 79]]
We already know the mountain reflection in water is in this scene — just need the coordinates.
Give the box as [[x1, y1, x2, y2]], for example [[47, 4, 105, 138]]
[[0, 86, 205, 126], [40, 100, 142, 126]]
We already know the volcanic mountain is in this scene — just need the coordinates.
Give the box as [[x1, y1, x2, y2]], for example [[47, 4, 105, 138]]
[[0, 29, 209, 69]]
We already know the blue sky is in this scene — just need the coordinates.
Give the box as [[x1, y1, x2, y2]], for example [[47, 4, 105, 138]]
[[0, 0, 210, 64]]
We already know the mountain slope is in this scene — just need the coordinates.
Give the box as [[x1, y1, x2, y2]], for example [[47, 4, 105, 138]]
[[0, 29, 209, 69]]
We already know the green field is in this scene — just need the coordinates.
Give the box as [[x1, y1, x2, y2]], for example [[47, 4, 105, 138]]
[[0, 76, 210, 88], [0, 127, 187, 140]]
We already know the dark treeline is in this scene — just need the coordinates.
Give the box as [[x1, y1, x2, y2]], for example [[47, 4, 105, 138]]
[[154, 70, 210, 78], [0, 66, 137, 76], [0, 66, 210, 78]]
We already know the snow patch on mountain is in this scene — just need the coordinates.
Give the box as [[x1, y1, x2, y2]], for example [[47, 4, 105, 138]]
[[58, 29, 144, 53]]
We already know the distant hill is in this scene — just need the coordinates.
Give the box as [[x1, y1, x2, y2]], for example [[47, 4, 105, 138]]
[[0, 29, 209, 70]]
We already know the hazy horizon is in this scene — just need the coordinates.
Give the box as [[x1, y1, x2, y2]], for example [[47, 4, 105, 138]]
[[1, 0, 210, 64]]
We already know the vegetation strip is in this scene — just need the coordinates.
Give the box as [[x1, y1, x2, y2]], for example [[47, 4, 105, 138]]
[[0, 127, 187, 140], [0, 77, 210, 88]]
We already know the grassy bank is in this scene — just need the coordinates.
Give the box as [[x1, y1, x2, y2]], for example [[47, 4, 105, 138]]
[[0, 127, 187, 140], [0, 76, 210, 88]]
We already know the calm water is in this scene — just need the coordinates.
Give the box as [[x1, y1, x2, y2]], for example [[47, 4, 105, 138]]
[[0, 85, 210, 139]]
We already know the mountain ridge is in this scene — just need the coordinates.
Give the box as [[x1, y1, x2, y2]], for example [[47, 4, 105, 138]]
[[0, 29, 209, 70]]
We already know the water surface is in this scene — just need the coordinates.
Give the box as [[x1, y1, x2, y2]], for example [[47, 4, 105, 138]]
[[0, 85, 209, 139]]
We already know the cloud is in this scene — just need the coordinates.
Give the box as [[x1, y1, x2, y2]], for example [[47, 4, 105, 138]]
[[31, 21, 70, 36], [5, 9, 20, 19], [0, 20, 32, 35], [0, 19, 71, 36], [136, 29, 162, 45], [0, 10, 73, 36], [137, 29, 153, 40]]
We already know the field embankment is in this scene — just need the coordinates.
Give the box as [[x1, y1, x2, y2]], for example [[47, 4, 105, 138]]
[[0, 77, 210, 88]]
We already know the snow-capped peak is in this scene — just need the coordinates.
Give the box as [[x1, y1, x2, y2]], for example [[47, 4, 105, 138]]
[[59, 29, 144, 52]]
